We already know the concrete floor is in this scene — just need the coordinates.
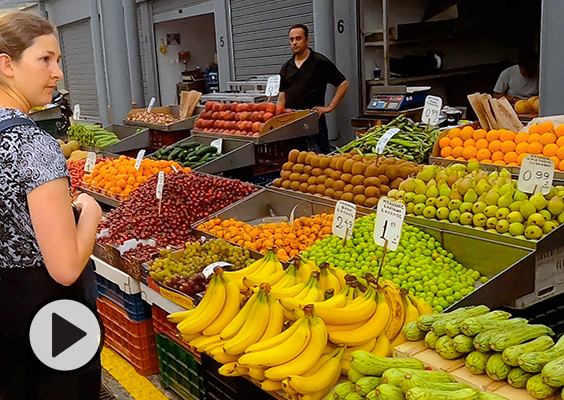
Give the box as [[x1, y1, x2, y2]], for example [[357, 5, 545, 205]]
[[102, 369, 182, 400]]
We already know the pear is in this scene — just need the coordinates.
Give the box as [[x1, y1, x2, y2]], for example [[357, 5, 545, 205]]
[[448, 199, 462, 211], [486, 217, 498, 229], [414, 203, 426, 215], [414, 179, 427, 195], [460, 212, 473, 225], [548, 196, 564, 217], [439, 184, 452, 198], [528, 213, 546, 227], [543, 221, 558, 234], [460, 202, 473, 214], [509, 222, 525, 236], [558, 211, 564, 224], [436, 196, 450, 208], [539, 209, 552, 221], [507, 211, 524, 224], [497, 191, 513, 208], [473, 213, 487, 227], [426, 185, 439, 198], [450, 189, 463, 201], [466, 160, 480, 172], [489, 171, 499, 180], [494, 177, 507, 188], [449, 210, 461, 223], [530, 192, 548, 211], [447, 172, 459, 187], [510, 201, 523, 212], [496, 208, 510, 220], [484, 205, 499, 218], [484, 190, 500, 206], [475, 179, 491, 196], [414, 194, 427, 204], [451, 164, 466, 171], [525, 225, 543, 240], [437, 207, 450, 220], [457, 177, 472, 196], [398, 181, 406, 191], [426, 198, 437, 207], [464, 189, 478, 203], [545, 187, 558, 200], [397, 190, 406, 200], [404, 192, 416, 203], [520, 200, 537, 219], [496, 220, 510, 233], [436, 170, 449, 183], [402, 178, 415, 193], [426, 178, 437, 188], [497, 182, 514, 196], [418, 166, 436, 182], [513, 190, 528, 202], [472, 202, 487, 214], [500, 168, 512, 180], [406, 202, 415, 214]]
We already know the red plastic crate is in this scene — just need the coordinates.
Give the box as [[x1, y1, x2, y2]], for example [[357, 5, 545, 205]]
[[149, 129, 191, 149], [151, 305, 201, 362], [97, 297, 159, 376]]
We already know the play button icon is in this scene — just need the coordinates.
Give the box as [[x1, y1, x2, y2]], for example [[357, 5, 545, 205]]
[[29, 299, 103, 372]]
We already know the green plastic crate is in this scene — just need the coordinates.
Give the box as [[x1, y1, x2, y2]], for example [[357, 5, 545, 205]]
[[156, 334, 205, 400]]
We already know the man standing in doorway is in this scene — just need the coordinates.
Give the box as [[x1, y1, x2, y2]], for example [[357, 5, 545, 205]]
[[278, 24, 349, 154]]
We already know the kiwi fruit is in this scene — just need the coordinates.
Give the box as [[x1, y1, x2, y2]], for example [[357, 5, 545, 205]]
[[290, 181, 300, 191], [324, 168, 334, 177], [329, 157, 339, 169], [351, 175, 365, 186], [304, 165, 313, 175], [344, 184, 354, 193], [317, 185, 326, 194], [289, 172, 301, 181], [352, 154, 363, 161], [399, 166, 412, 179], [292, 164, 305, 173], [365, 186, 380, 198], [343, 159, 355, 173], [341, 173, 352, 183], [330, 171, 342, 180], [364, 177, 381, 187], [332, 180, 345, 191], [316, 175, 326, 185], [343, 152, 353, 158], [353, 185, 366, 195], [304, 154, 313, 165], [325, 188, 335, 198], [324, 178, 335, 188], [341, 192, 354, 202], [281, 170, 292, 180], [351, 162, 367, 176], [335, 157, 347, 171], [319, 157, 331, 169], [282, 161, 294, 171], [390, 178, 403, 190], [307, 185, 318, 194], [272, 178, 282, 187], [307, 176, 318, 185], [354, 194, 367, 206], [380, 185, 390, 195], [311, 168, 323, 177], [365, 197, 378, 208], [297, 151, 308, 164], [310, 155, 320, 167], [288, 149, 299, 163], [365, 164, 379, 177], [386, 165, 400, 181], [282, 180, 291, 189], [334, 191, 343, 200], [299, 183, 308, 193], [378, 175, 389, 185], [298, 174, 310, 183]]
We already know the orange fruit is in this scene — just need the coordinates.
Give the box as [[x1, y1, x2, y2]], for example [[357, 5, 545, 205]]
[[492, 151, 505, 161], [557, 136, 564, 147], [515, 132, 529, 144], [473, 129, 487, 140], [489, 140, 502, 152], [439, 137, 451, 148], [486, 130, 500, 142], [462, 146, 477, 160], [476, 148, 492, 161], [499, 130, 516, 142], [528, 133, 541, 143], [508, 162, 519, 166], [560, 159, 564, 171], [517, 153, 528, 166], [516, 142, 529, 154], [464, 138, 476, 147], [501, 141, 516, 153], [441, 146, 453, 158], [450, 137, 463, 148], [538, 121, 555, 134], [460, 126, 475, 140], [529, 125, 541, 134], [449, 128, 462, 138], [540, 133, 557, 145], [481, 159, 493, 164], [543, 143, 559, 157], [476, 138, 489, 150], [504, 152, 518, 164], [456, 157, 466, 161], [555, 125, 564, 138], [550, 156, 560, 168], [493, 160, 506, 165], [527, 142, 543, 155], [452, 146, 464, 158], [557, 146, 564, 160], [445, 156, 455, 160]]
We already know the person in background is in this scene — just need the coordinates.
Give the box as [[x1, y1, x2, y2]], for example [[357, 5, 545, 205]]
[[0, 11, 102, 400], [494, 49, 539, 104], [278, 24, 349, 154]]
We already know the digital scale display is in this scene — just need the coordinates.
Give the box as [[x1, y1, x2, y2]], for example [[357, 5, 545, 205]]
[[367, 90, 428, 113]]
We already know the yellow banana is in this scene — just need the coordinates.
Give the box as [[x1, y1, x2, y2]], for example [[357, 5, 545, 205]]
[[346, 283, 358, 305], [285, 347, 344, 395], [409, 293, 433, 316], [237, 317, 311, 367], [203, 341, 226, 354], [342, 337, 376, 372], [210, 347, 239, 364], [218, 362, 242, 377], [381, 283, 405, 341], [243, 268, 286, 288], [332, 266, 348, 288], [272, 261, 302, 289], [281, 279, 323, 312], [323, 343, 338, 355], [260, 379, 283, 392], [372, 332, 390, 357], [259, 300, 285, 342], [298, 258, 319, 283], [223, 290, 271, 355], [282, 379, 297, 395], [245, 318, 302, 353], [264, 312, 328, 381], [177, 275, 226, 334], [194, 334, 222, 352], [315, 286, 378, 325], [270, 281, 308, 300], [224, 252, 270, 290], [235, 364, 249, 376], [178, 332, 200, 344], [202, 278, 241, 336], [325, 319, 368, 334], [249, 251, 283, 278], [403, 292, 420, 326], [248, 367, 265, 380], [219, 292, 258, 340], [303, 351, 334, 376], [319, 263, 342, 293], [167, 274, 219, 323], [301, 284, 351, 310], [283, 307, 298, 321]]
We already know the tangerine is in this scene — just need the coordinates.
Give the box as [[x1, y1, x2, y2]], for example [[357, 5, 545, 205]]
[[464, 138, 476, 147], [440, 146, 453, 158], [462, 146, 477, 160], [527, 142, 543, 155], [543, 143, 559, 157], [488, 140, 502, 152], [504, 152, 518, 164], [476, 139, 489, 150], [449, 128, 462, 138], [476, 148, 492, 161], [500, 141, 516, 153], [492, 151, 505, 161], [528, 133, 541, 144], [486, 130, 500, 142], [515, 132, 529, 144], [473, 129, 487, 140], [452, 146, 464, 158], [540, 133, 557, 145], [439, 137, 451, 148], [460, 126, 475, 140], [516, 142, 529, 154], [499, 130, 516, 142]]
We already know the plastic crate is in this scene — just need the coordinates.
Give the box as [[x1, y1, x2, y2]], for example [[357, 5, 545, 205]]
[[96, 275, 152, 322], [156, 334, 205, 400], [253, 137, 307, 176], [96, 297, 159, 376], [149, 129, 191, 149], [252, 171, 280, 186], [151, 306, 200, 357], [201, 354, 238, 399]]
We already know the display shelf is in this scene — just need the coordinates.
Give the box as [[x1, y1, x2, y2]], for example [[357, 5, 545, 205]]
[[366, 35, 456, 46], [140, 283, 186, 314], [367, 64, 500, 86], [92, 255, 141, 295], [124, 106, 199, 132], [78, 186, 120, 208]]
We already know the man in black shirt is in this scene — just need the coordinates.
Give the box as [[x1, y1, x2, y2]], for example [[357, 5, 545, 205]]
[[278, 24, 349, 154]]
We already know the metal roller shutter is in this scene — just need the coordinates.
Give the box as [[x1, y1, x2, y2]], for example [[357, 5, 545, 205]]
[[152, 0, 211, 16], [59, 18, 100, 121], [137, 6, 149, 104], [230, 0, 314, 79]]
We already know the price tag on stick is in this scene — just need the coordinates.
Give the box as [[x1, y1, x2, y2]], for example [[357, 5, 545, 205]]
[[202, 262, 232, 279], [84, 152, 96, 173], [518, 154, 554, 195], [373, 198, 406, 251], [375, 128, 400, 155], [421, 95, 442, 126], [332, 200, 357, 241], [73, 104, 80, 121], [147, 97, 156, 113], [265, 75, 281, 100], [156, 171, 165, 216], [135, 150, 146, 171], [210, 138, 223, 153]]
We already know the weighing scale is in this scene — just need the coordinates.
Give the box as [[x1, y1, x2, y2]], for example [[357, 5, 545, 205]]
[[365, 86, 431, 116]]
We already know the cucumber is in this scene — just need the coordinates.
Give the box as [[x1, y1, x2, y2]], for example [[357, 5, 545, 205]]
[[195, 145, 219, 156], [180, 141, 200, 149]]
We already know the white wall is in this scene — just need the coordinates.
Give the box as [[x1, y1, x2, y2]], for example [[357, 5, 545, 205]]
[[154, 13, 216, 105]]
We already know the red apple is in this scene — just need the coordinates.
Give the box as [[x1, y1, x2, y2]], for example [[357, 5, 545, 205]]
[[234, 112, 241, 121], [252, 121, 261, 132], [205, 101, 213, 111], [240, 111, 250, 121], [211, 111, 219, 119], [275, 105, 285, 115], [258, 111, 265, 121], [253, 132, 260, 137], [263, 112, 273, 122], [250, 111, 260, 121], [265, 103, 276, 113], [212, 102, 220, 112], [258, 103, 267, 111], [229, 112, 236, 120], [236, 121, 245, 130], [240, 103, 249, 112], [245, 121, 253, 131], [231, 102, 238, 111]]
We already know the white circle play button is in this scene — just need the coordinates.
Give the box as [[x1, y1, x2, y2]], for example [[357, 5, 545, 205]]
[[28, 299, 103, 371]]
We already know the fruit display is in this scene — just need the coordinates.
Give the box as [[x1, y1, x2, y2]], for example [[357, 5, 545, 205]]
[[338, 115, 442, 164], [151, 140, 220, 169], [97, 171, 257, 250], [437, 122, 564, 169], [386, 162, 564, 240], [272, 150, 422, 207], [194, 101, 292, 137], [67, 158, 105, 191], [83, 156, 186, 200], [302, 213, 486, 313], [197, 214, 334, 261], [402, 306, 564, 399], [68, 124, 120, 149], [515, 97, 540, 115], [125, 110, 181, 125], [146, 239, 254, 295], [57, 138, 86, 160]]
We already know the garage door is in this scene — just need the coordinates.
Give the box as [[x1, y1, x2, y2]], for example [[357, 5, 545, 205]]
[[230, 0, 314, 79], [59, 18, 100, 121]]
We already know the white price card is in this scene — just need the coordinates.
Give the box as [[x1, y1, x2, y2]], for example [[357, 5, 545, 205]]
[[135, 149, 146, 170], [518, 154, 555, 195], [73, 104, 80, 121], [265, 75, 281, 97], [373, 198, 406, 251], [156, 171, 165, 199], [147, 97, 156, 113], [375, 128, 400, 155], [332, 200, 357, 240], [202, 262, 232, 279], [210, 138, 223, 153], [84, 152, 96, 173], [421, 95, 442, 126]]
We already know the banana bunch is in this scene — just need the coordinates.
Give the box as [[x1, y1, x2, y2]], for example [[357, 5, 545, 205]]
[[224, 249, 284, 292], [318, 262, 347, 293], [279, 272, 324, 314]]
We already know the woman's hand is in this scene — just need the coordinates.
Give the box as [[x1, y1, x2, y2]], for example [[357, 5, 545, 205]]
[[74, 193, 102, 220]]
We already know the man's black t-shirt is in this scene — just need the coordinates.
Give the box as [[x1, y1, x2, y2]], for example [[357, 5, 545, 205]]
[[279, 49, 346, 110]]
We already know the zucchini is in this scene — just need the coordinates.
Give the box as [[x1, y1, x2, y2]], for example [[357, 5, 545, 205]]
[[425, 331, 440, 350], [527, 374, 558, 399], [417, 307, 471, 332], [519, 335, 564, 373], [465, 351, 493, 375], [403, 321, 426, 341], [332, 381, 356, 400], [432, 306, 490, 336], [356, 377, 383, 396], [485, 354, 511, 381], [444, 307, 496, 338], [350, 351, 424, 376], [502, 336, 554, 367], [436, 336, 464, 360], [344, 393, 363, 400], [489, 325, 554, 352], [460, 311, 512, 337], [507, 367, 533, 389], [453, 334, 475, 353], [405, 387, 478, 400], [382, 368, 455, 387], [347, 368, 365, 384], [366, 384, 404, 400], [541, 354, 564, 387], [396, 376, 469, 394]]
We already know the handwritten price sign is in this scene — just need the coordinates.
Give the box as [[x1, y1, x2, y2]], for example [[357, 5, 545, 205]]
[[518, 155, 554, 195], [373, 198, 406, 251], [332, 200, 357, 240]]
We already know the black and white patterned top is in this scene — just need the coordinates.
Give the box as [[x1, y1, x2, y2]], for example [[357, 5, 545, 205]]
[[0, 108, 69, 268]]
